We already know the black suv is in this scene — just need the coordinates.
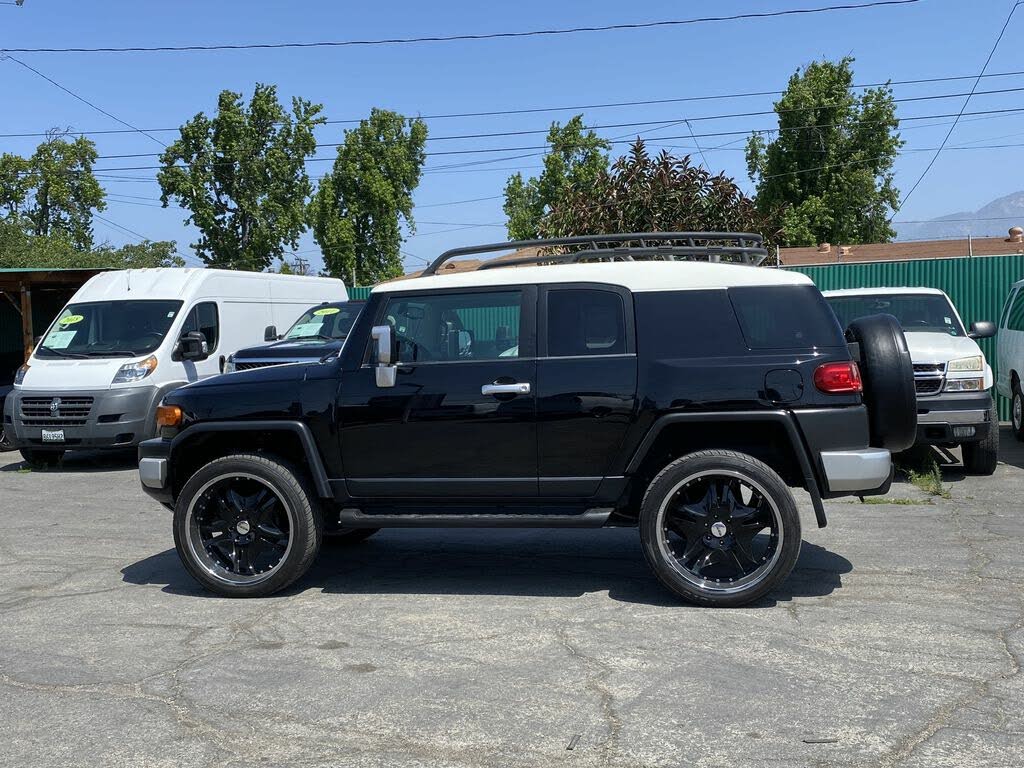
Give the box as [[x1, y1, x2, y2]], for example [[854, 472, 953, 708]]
[[223, 300, 365, 373], [139, 233, 916, 606]]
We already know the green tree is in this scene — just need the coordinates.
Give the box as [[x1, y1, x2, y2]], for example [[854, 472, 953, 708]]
[[0, 132, 106, 249], [309, 109, 427, 285], [503, 116, 610, 240], [544, 140, 779, 253], [157, 84, 324, 271], [746, 57, 902, 246], [0, 220, 182, 269]]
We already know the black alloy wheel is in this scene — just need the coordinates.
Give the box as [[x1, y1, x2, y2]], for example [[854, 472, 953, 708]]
[[640, 450, 802, 607], [173, 453, 322, 597]]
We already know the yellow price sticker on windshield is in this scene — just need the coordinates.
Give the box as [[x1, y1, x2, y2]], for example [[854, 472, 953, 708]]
[[59, 314, 84, 325], [313, 307, 340, 316]]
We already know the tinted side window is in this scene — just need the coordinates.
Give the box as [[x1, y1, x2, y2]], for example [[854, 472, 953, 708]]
[[547, 289, 626, 357], [383, 291, 521, 362], [729, 286, 845, 349], [181, 302, 219, 352], [635, 290, 746, 358], [1007, 290, 1024, 332]]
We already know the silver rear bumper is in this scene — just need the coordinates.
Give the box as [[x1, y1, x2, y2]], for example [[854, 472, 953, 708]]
[[820, 448, 892, 493]]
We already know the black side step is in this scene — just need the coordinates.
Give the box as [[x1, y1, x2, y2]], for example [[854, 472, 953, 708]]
[[337, 508, 614, 529]]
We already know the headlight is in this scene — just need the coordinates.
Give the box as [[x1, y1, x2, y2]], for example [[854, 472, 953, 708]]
[[14, 363, 29, 386], [948, 355, 983, 372], [112, 355, 158, 384], [223, 356, 236, 373], [944, 377, 984, 392]]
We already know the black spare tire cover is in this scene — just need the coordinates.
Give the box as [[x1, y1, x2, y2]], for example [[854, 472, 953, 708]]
[[845, 313, 916, 452]]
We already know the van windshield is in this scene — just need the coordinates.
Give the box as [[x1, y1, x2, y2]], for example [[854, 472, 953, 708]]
[[283, 302, 362, 341], [36, 300, 184, 359], [826, 294, 965, 336]]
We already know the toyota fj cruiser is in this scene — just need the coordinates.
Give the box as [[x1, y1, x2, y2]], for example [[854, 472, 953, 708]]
[[139, 233, 916, 606]]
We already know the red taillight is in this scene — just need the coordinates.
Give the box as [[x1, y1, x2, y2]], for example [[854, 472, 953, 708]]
[[814, 361, 863, 394]]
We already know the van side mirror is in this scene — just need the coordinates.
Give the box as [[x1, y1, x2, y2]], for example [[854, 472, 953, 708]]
[[969, 320, 996, 339], [179, 331, 209, 361], [371, 325, 397, 388], [264, 325, 278, 342]]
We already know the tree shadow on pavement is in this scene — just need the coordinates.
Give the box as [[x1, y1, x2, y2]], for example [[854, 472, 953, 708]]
[[121, 529, 852, 608]]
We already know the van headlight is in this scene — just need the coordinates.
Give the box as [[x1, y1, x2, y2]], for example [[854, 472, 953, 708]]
[[112, 355, 158, 384], [944, 378, 984, 392], [14, 363, 29, 386], [223, 356, 236, 373], [948, 355, 983, 372]]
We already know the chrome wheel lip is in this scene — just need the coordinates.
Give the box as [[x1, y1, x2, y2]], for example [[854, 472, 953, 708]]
[[184, 472, 294, 587], [655, 469, 784, 595]]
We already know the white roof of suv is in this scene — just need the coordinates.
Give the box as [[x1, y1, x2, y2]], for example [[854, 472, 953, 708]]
[[375, 261, 813, 294]]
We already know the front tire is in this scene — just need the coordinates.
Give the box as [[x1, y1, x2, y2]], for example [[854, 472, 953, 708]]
[[173, 453, 322, 597], [962, 401, 999, 475], [639, 450, 802, 607], [1012, 383, 1024, 442], [19, 448, 64, 467]]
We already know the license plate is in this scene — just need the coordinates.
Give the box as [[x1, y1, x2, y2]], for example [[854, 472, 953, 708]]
[[41, 429, 65, 443]]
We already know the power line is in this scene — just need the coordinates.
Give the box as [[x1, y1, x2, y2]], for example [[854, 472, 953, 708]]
[[1, 53, 166, 147], [2, 2, 920, 54], [897, 1, 1023, 212], [8, 69, 1024, 142]]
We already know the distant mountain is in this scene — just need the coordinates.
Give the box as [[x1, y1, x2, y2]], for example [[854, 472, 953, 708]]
[[896, 191, 1024, 241]]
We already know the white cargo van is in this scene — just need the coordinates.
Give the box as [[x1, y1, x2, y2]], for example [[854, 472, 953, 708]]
[[3, 268, 346, 465]]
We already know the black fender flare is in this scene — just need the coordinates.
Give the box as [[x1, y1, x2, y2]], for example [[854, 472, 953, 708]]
[[623, 410, 828, 528], [168, 420, 333, 498]]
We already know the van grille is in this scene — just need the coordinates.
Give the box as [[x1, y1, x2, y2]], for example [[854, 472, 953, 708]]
[[20, 396, 94, 426]]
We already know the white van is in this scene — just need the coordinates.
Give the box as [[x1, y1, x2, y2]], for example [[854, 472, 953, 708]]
[[995, 278, 1024, 439], [824, 287, 998, 474], [3, 268, 346, 465]]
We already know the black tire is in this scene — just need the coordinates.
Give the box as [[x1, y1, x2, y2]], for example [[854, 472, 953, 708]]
[[845, 314, 917, 452], [639, 450, 802, 608], [19, 448, 64, 467], [962, 400, 999, 475], [0, 426, 15, 453], [1011, 382, 1024, 442], [173, 453, 322, 597], [324, 526, 380, 544]]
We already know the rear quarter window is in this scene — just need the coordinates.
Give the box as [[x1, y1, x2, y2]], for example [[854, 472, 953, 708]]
[[729, 285, 846, 350], [635, 290, 747, 358]]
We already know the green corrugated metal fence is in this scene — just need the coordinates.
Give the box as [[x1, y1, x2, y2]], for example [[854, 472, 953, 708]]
[[788, 253, 1024, 419]]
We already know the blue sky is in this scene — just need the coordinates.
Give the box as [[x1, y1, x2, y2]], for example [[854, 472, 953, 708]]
[[4, 0, 1023, 273]]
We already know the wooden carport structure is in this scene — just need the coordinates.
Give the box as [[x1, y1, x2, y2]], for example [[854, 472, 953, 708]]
[[0, 268, 105, 382]]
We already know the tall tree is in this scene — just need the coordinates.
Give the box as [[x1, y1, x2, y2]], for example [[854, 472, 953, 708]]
[[157, 84, 324, 271], [309, 109, 427, 285], [0, 219, 181, 269], [503, 116, 610, 240], [0, 131, 106, 249], [544, 140, 779, 250], [746, 57, 902, 246]]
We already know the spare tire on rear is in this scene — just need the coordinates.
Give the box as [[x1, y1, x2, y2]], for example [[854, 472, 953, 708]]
[[845, 314, 916, 452]]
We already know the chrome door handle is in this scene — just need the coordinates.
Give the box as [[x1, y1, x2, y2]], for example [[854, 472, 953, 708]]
[[481, 382, 531, 396]]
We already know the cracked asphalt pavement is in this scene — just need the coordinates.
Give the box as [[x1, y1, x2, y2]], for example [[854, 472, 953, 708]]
[[1, 432, 1022, 768]]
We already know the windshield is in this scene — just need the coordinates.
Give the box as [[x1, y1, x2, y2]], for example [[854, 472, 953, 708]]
[[36, 300, 184, 359], [826, 294, 965, 336], [283, 302, 362, 341]]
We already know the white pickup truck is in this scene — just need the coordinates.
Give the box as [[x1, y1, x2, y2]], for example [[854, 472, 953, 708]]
[[824, 287, 998, 475]]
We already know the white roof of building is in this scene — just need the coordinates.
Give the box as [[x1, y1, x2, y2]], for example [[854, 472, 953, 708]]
[[374, 261, 812, 294], [822, 287, 948, 297]]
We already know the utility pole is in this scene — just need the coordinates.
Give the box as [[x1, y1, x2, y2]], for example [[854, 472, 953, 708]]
[[291, 256, 310, 275]]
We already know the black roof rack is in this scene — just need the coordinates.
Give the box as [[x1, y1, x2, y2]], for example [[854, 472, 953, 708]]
[[420, 232, 768, 276]]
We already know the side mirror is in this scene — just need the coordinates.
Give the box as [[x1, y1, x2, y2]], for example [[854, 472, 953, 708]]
[[969, 320, 996, 339], [370, 325, 397, 388], [264, 325, 278, 342], [179, 331, 209, 361]]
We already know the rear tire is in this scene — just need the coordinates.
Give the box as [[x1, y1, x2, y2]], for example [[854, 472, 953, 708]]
[[962, 401, 999, 475], [1011, 383, 1024, 442], [173, 453, 322, 597], [19, 448, 64, 467], [639, 450, 802, 608]]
